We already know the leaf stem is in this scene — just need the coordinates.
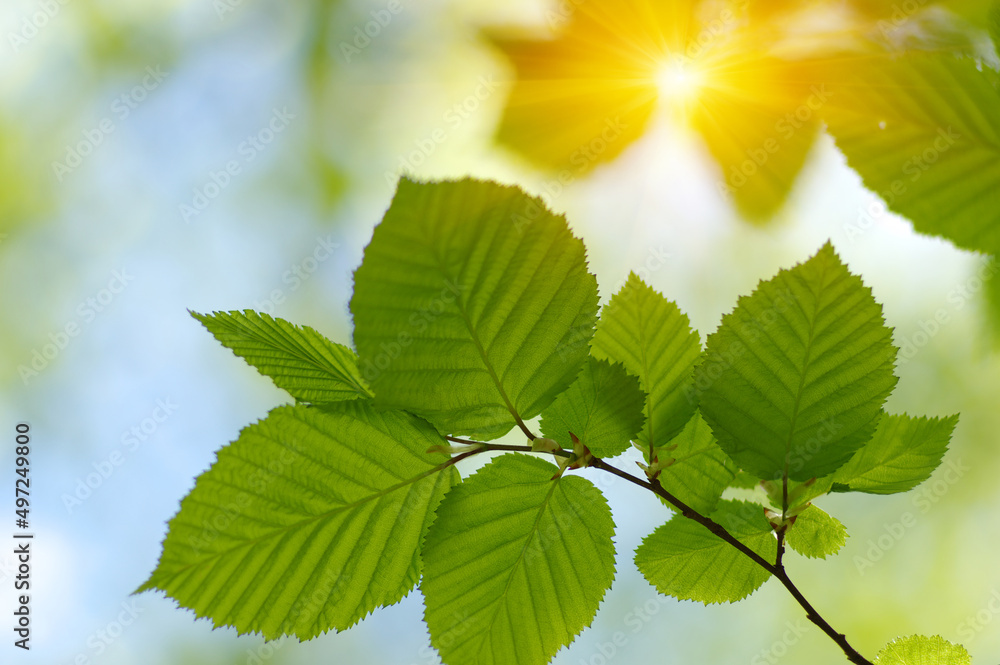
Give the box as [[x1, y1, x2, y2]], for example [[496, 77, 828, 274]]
[[441, 438, 873, 664], [586, 456, 874, 665]]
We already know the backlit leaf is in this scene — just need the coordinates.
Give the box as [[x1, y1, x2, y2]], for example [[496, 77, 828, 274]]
[[635, 500, 777, 604], [591, 274, 702, 449], [539, 357, 645, 459], [817, 53, 1000, 254], [695, 242, 898, 482], [351, 178, 598, 440], [422, 454, 616, 665], [832, 413, 959, 494], [138, 402, 458, 639], [874, 635, 971, 665], [785, 505, 847, 559], [192, 310, 372, 403]]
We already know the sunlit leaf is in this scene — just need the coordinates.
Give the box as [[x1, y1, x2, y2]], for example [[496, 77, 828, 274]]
[[138, 402, 458, 639], [696, 57, 821, 221], [695, 242, 898, 482], [785, 505, 847, 559], [832, 413, 959, 494], [192, 310, 372, 403], [351, 178, 598, 440], [489, 0, 700, 172], [540, 357, 645, 458], [656, 412, 735, 515], [874, 634, 971, 664], [422, 454, 615, 665], [816, 53, 1000, 254], [591, 274, 702, 449], [635, 500, 776, 604]]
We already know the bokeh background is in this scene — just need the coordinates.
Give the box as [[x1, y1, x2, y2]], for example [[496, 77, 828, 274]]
[[1, 0, 998, 664]]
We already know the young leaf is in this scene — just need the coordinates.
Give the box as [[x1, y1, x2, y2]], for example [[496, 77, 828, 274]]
[[634, 500, 777, 604], [761, 476, 835, 512], [874, 635, 971, 665], [831, 414, 959, 494], [539, 357, 645, 458], [138, 402, 459, 639], [695, 242, 898, 482], [351, 178, 599, 440], [784, 505, 847, 560], [591, 274, 702, 449], [192, 310, 373, 403], [815, 53, 1000, 255], [655, 412, 735, 515], [421, 454, 616, 665]]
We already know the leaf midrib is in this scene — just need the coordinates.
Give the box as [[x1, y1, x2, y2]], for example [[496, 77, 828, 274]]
[[474, 477, 561, 662], [205, 314, 373, 399], [154, 460, 453, 582], [781, 269, 830, 512]]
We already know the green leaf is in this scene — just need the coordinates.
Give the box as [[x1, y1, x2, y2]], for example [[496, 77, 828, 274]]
[[351, 177, 599, 440], [656, 412, 735, 515], [138, 402, 459, 639], [785, 505, 847, 559], [761, 476, 835, 512], [816, 53, 1000, 255], [422, 454, 616, 665], [192, 310, 373, 403], [987, 256, 1000, 343], [695, 242, 898, 482], [874, 635, 971, 665], [635, 500, 777, 604], [832, 414, 959, 494], [539, 357, 645, 458], [729, 470, 762, 491], [991, 1, 1000, 52], [591, 274, 702, 448], [695, 58, 820, 222]]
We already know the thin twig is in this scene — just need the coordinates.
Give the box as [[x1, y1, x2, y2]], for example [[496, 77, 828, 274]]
[[587, 456, 874, 665], [439, 436, 873, 664]]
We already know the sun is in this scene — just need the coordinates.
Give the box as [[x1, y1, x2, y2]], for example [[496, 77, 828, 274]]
[[653, 58, 706, 109]]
